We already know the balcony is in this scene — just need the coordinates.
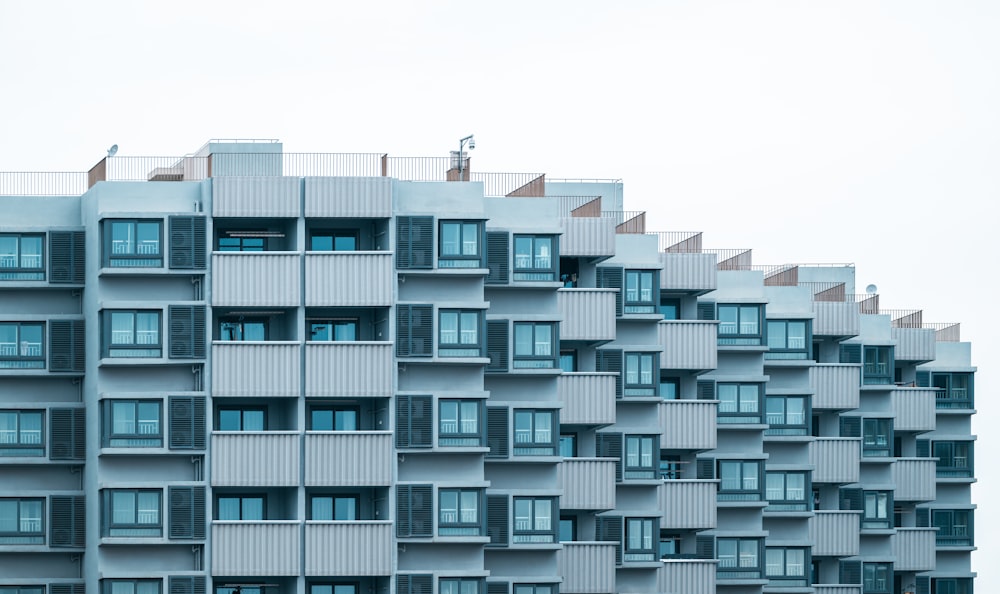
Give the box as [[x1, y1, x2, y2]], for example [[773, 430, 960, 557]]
[[304, 176, 393, 218], [809, 438, 860, 484], [557, 289, 617, 343], [558, 373, 616, 426], [891, 388, 936, 432], [658, 480, 717, 530], [305, 431, 393, 486], [813, 587, 862, 594], [212, 342, 301, 397], [213, 176, 302, 217], [211, 432, 300, 486], [658, 321, 717, 371], [305, 342, 394, 397], [558, 217, 616, 258], [891, 327, 936, 363], [305, 521, 393, 575], [810, 365, 861, 410], [658, 400, 717, 451], [212, 521, 301, 576], [557, 542, 616, 594], [658, 559, 716, 594], [659, 252, 717, 294], [305, 252, 393, 306], [894, 458, 936, 501], [212, 252, 301, 306], [892, 528, 936, 571], [809, 511, 861, 557], [813, 302, 860, 337], [558, 458, 616, 510]]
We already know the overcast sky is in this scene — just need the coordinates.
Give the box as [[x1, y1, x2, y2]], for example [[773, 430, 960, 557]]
[[1, 0, 996, 587]]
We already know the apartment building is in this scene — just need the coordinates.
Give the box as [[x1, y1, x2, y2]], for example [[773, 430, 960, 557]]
[[0, 140, 976, 594]]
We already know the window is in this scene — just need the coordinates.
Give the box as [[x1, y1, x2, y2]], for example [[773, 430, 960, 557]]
[[659, 532, 680, 557], [0, 234, 44, 280], [513, 235, 556, 281], [659, 454, 681, 480], [311, 229, 358, 251], [624, 435, 656, 479], [310, 406, 358, 431], [624, 352, 657, 396], [933, 509, 972, 546], [0, 587, 44, 594], [765, 320, 810, 360], [105, 400, 162, 447], [217, 495, 265, 520], [765, 396, 808, 436], [559, 434, 577, 458], [439, 400, 482, 446], [102, 581, 161, 594], [218, 407, 266, 431], [658, 298, 680, 320], [513, 410, 556, 455], [765, 547, 808, 585], [439, 221, 482, 268], [558, 516, 576, 542], [438, 310, 482, 357], [0, 322, 44, 368], [862, 491, 892, 529], [719, 460, 762, 501], [311, 586, 357, 594], [717, 304, 763, 345], [933, 441, 973, 478], [311, 495, 358, 520], [932, 372, 973, 409], [513, 322, 556, 368], [862, 562, 891, 594], [104, 311, 161, 358], [309, 319, 358, 341], [216, 587, 263, 594], [514, 585, 555, 594], [104, 489, 161, 536], [717, 537, 762, 579], [659, 377, 679, 400], [863, 346, 893, 385], [624, 518, 655, 561], [559, 350, 577, 372], [439, 579, 480, 594], [219, 317, 267, 341], [624, 270, 657, 313], [105, 220, 162, 267], [438, 489, 481, 536], [218, 236, 265, 251], [513, 497, 556, 543], [0, 410, 43, 455], [933, 578, 973, 594], [717, 383, 762, 423], [862, 418, 892, 457], [0, 498, 44, 544], [765, 472, 808, 511]]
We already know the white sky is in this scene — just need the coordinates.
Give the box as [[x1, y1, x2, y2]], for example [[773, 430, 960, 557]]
[[1, 0, 997, 586]]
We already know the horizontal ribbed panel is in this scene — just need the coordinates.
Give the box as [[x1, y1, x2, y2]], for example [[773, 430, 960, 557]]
[[305, 521, 393, 575], [892, 327, 936, 362], [810, 365, 861, 410], [809, 438, 860, 484], [658, 560, 717, 594], [658, 480, 717, 529], [211, 432, 299, 486], [892, 528, 937, 571], [659, 401, 717, 450], [658, 321, 717, 371], [813, 587, 862, 594], [894, 459, 937, 501], [212, 252, 301, 306], [809, 511, 861, 556], [558, 458, 616, 510], [212, 176, 301, 217], [305, 432, 393, 486], [891, 388, 936, 432], [305, 252, 393, 306], [557, 289, 617, 342], [558, 373, 616, 426], [659, 252, 717, 292], [305, 342, 393, 397], [813, 302, 860, 337], [559, 218, 616, 257], [558, 542, 616, 593], [211, 521, 301, 575], [304, 176, 392, 218], [212, 343, 301, 397]]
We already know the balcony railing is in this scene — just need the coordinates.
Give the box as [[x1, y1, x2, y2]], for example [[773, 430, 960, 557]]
[[212, 252, 301, 307], [894, 458, 937, 501], [557, 373, 616, 426], [557, 542, 616, 593], [658, 559, 716, 594], [659, 400, 717, 451], [305, 252, 393, 306], [658, 321, 717, 371], [810, 438, 860, 484], [809, 511, 861, 557], [305, 342, 394, 397], [304, 431, 393, 486], [211, 431, 300, 486], [558, 289, 617, 342], [892, 528, 936, 571], [212, 521, 301, 576], [305, 521, 393, 576], [558, 458, 616, 510], [212, 342, 301, 397], [658, 480, 717, 530]]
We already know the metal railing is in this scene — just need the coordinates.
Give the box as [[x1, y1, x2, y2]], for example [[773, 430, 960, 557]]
[[555, 195, 602, 216], [925, 323, 961, 342], [884, 309, 923, 328], [602, 210, 645, 234], [471, 172, 545, 197], [800, 282, 848, 302], [0, 172, 88, 196], [648, 231, 703, 253], [706, 248, 752, 270]]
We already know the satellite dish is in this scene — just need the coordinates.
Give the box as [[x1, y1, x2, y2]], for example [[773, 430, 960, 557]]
[[107, 144, 118, 157], [866, 284, 877, 294]]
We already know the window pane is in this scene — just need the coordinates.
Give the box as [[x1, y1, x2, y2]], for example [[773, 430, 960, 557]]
[[218, 410, 241, 431], [311, 235, 333, 251], [740, 306, 758, 334], [243, 410, 265, 431], [462, 223, 479, 255], [440, 312, 458, 344], [111, 313, 134, 344], [335, 409, 357, 430], [312, 409, 333, 431], [534, 237, 551, 268], [441, 223, 460, 256], [535, 325, 551, 355], [460, 313, 478, 344], [334, 497, 355, 520], [312, 496, 333, 520], [460, 401, 478, 433], [112, 491, 136, 523], [242, 497, 264, 520], [514, 324, 533, 355]]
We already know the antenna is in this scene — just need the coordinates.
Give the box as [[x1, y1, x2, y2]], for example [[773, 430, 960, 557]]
[[865, 284, 877, 294], [107, 144, 119, 157]]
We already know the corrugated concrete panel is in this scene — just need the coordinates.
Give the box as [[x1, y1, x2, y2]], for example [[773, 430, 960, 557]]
[[305, 521, 393, 575], [558, 458, 616, 510], [212, 253, 301, 306], [811, 365, 861, 410], [658, 321, 717, 371], [305, 342, 393, 397], [658, 560, 716, 594], [658, 480, 717, 530], [894, 459, 936, 501], [892, 528, 937, 571], [305, 431, 393, 486], [212, 342, 301, 397], [304, 176, 392, 218], [211, 431, 300, 486], [305, 252, 393, 306], [892, 388, 936, 432], [213, 176, 301, 218], [558, 542, 616, 593], [814, 587, 862, 594], [659, 252, 717, 293], [659, 401, 717, 451], [557, 289, 616, 342], [813, 302, 860, 337], [211, 521, 301, 576], [810, 438, 860, 484], [558, 373, 616, 426], [559, 218, 616, 257], [809, 511, 861, 556], [892, 327, 936, 362]]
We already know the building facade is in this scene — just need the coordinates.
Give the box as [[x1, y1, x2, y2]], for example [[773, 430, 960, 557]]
[[0, 140, 976, 594]]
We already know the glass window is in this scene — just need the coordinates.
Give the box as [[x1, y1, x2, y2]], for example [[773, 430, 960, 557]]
[[718, 460, 762, 501], [219, 318, 267, 341], [514, 585, 555, 594], [862, 491, 892, 529], [513, 235, 557, 281], [309, 319, 358, 341], [558, 516, 576, 542], [717, 383, 762, 423], [932, 509, 972, 546], [0, 587, 45, 594], [438, 310, 482, 357], [559, 350, 577, 372], [659, 377, 679, 400], [932, 372, 973, 409], [659, 532, 680, 557], [439, 400, 482, 446], [104, 311, 161, 358], [933, 441, 973, 478], [0, 234, 44, 280], [310, 586, 357, 594], [765, 547, 807, 584], [0, 410, 43, 456], [624, 435, 656, 479], [764, 472, 808, 511], [0, 322, 45, 369], [862, 346, 893, 385], [862, 562, 891, 594], [103, 581, 161, 594], [717, 304, 763, 345], [217, 408, 266, 431], [765, 396, 808, 436], [439, 579, 480, 594], [765, 320, 810, 360], [513, 410, 556, 455], [105, 489, 161, 536], [0, 498, 44, 544], [624, 518, 655, 561], [932, 578, 972, 594], [624, 270, 657, 313], [439, 221, 482, 268], [105, 400, 162, 447], [438, 489, 481, 536], [862, 418, 892, 457], [717, 537, 762, 578], [658, 298, 680, 320], [309, 406, 358, 431], [105, 220, 163, 267], [311, 229, 359, 251], [513, 497, 556, 543], [513, 322, 557, 368], [217, 495, 265, 520], [218, 236, 265, 251], [624, 352, 657, 396], [559, 434, 577, 458], [659, 454, 681, 480], [311, 495, 358, 521]]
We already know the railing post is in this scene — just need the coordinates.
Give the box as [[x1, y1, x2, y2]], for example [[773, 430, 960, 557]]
[[380, 154, 388, 177]]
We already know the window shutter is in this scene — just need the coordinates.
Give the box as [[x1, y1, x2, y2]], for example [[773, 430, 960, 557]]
[[596, 432, 623, 482], [169, 486, 206, 539], [486, 494, 509, 547], [51, 585, 85, 594], [49, 230, 85, 283], [49, 320, 85, 372], [839, 343, 862, 364], [397, 575, 433, 594], [595, 515, 623, 566], [914, 576, 930, 594], [839, 417, 861, 438], [50, 495, 85, 547], [839, 488, 863, 512], [596, 349, 623, 398], [397, 485, 433, 538], [596, 267, 624, 316], [168, 305, 206, 359], [396, 216, 433, 269], [486, 582, 509, 594], [696, 458, 716, 480], [169, 396, 206, 450], [168, 577, 206, 594], [485, 231, 510, 285], [916, 440, 930, 458], [395, 394, 432, 448], [486, 406, 509, 459], [696, 379, 716, 400], [50, 408, 85, 460], [696, 301, 716, 321], [695, 534, 715, 559], [397, 305, 433, 357], [915, 370, 931, 388], [486, 319, 509, 373], [838, 560, 861, 585], [168, 216, 206, 269], [915, 507, 929, 527]]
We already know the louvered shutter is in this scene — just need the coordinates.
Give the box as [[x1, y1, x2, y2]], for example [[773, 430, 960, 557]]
[[696, 458, 716, 480], [50, 495, 85, 547], [49, 231, 85, 283], [397, 305, 433, 357], [397, 216, 433, 269], [696, 379, 716, 400], [168, 216, 206, 269], [915, 370, 931, 387], [486, 407, 509, 459], [168, 305, 206, 359], [397, 575, 433, 594], [696, 301, 716, 321], [596, 267, 624, 316], [50, 408, 85, 460], [486, 494, 509, 547], [839, 417, 861, 438], [596, 349, 623, 398], [51, 585, 85, 594], [395, 394, 432, 448], [168, 576, 206, 594], [839, 560, 861, 585], [695, 535, 715, 559], [840, 344, 862, 364], [485, 231, 510, 285], [916, 440, 930, 458], [169, 486, 206, 539], [839, 488, 863, 512], [595, 515, 623, 565], [486, 582, 509, 594], [486, 319, 509, 372], [397, 485, 433, 537], [49, 320, 85, 372], [915, 508, 929, 527], [914, 576, 930, 594], [596, 432, 623, 482], [169, 396, 205, 450]]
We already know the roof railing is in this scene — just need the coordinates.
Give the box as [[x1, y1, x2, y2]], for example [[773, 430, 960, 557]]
[[647, 231, 703, 253]]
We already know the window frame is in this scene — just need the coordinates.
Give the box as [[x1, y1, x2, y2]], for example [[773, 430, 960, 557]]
[[438, 221, 483, 268], [765, 319, 811, 360], [104, 219, 164, 267], [102, 580, 162, 594], [658, 297, 680, 320], [716, 537, 763, 579], [624, 352, 657, 396], [0, 497, 44, 544], [217, 407, 266, 431], [0, 322, 45, 369], [765, 547, 809, 585], [559, 433, 577, 458], [309, 405, 359, 431], [512, 235, 557, 281], [438, 399, 483, 446], [862, 562, 892, 594], [104, 399, 163, 447], [624, 270, 657, 314], [659, 454, 681, 480], [218, 317, 268, 341], [103, 310, 162, 358], [310, 229, 359, 252], [513, 585, 557, 594], [104, 488, 162, 537], [933, 441, 973, 478], [932, 578, 973, 594], [438, 488, 482, 536], [309, 318, 359, 342], [558, 516, 576, 542], [932, 372, 973, 409], [862, 490, 892, 529], [717, 304, 764, 345], [438, 309, 483, 357], [932, 509, 972, 546], [764, 471, 809, 511], [310, 494, 359, 521], [513, 322, 557, 369], [513, 409, 556, 456], [718, 460, 763, 501], [764, 395, 809, 436], [717, 382, 762, 423], [0, 233, 45, 280], [0, 409, 44, 455], [624, 517, 656, 561], [559, 349, 577, 372], [512, 497, 557, 544], [438, 579, 482, 594], [862, 345, 894, 385], [624, 435, 656, 479], [216, 494, 266, 520], [862, 418, 893, 458]]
